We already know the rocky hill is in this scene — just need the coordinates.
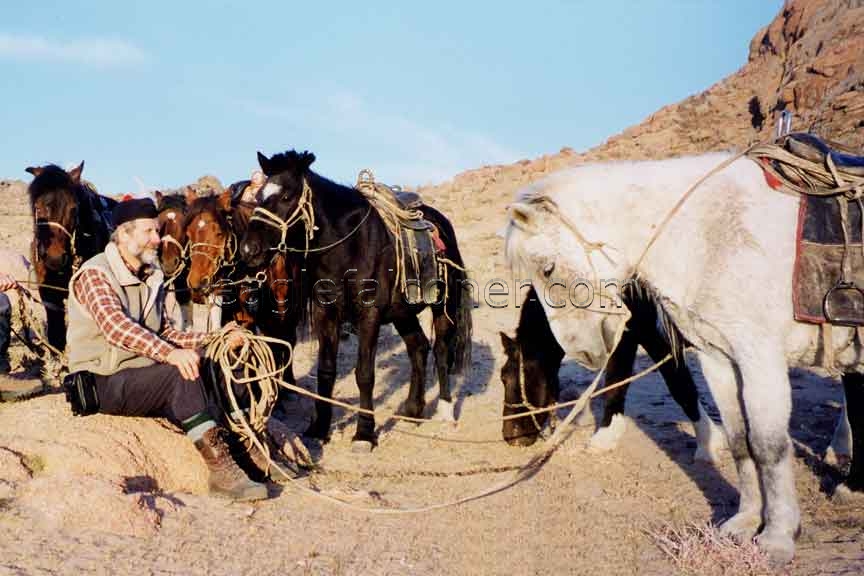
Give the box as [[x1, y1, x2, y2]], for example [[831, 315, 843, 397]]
[[420, 0, 864, 207]]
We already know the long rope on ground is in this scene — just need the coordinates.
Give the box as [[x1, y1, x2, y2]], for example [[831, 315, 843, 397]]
[[202, 321, 640, 514]]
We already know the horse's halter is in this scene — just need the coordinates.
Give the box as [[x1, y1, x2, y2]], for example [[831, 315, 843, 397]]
[[187, 213, 238, 289], [158, 206, 188, 284], [513, 198, 630, 318], [34, 205, 81, 270], [503, 358, 556, 434], [249, 176, 317, 256], [250, 176, 373, 258]]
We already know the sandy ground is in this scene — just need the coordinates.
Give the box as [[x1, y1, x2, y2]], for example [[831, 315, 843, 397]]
[[1, 182, 862, 576]]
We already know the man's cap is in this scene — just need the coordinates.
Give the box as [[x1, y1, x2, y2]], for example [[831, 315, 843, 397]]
[[112, 197, 158, 228]]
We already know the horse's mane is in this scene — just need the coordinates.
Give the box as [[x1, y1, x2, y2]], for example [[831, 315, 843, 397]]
[[156, 191, 187, 212], [27, 165, 73, 207], [184, 195, 230, 231]]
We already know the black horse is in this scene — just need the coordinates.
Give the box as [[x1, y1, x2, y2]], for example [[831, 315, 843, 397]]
[[500, 285, 723, 462], [241, 150, 473, 449], [26, 162, 116, 351]]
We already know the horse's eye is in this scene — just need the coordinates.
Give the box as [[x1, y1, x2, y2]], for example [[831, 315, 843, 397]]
[[542, 262, 555, 279]]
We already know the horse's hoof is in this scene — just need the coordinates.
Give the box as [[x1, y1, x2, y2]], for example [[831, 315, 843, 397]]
[[350, 440, 375, 454], [755, 529, 796, 567], [832, 483, 864, 505], [718, 512, 761, 544], [587, 414, 627, 453], [434, 399, 455, 423], [399, 400, 425, 420]]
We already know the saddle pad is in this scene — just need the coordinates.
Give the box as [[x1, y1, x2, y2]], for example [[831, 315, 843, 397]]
[[399, 226, 442, 305], [793, 194, 864, 324]]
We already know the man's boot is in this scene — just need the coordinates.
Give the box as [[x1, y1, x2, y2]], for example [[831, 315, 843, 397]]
[[194, 426, 268, 501]]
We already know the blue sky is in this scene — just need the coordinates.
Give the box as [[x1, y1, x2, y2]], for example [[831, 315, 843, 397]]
[[0, 1, 782, 195]]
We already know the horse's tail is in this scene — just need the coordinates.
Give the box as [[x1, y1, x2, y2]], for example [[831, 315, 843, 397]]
[[452, 279, 473, 375]]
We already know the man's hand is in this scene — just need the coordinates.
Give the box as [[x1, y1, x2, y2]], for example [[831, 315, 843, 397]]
[[225, 326, 249, 351], [0, 273, 18, 292], [167, 348, 201, 381]]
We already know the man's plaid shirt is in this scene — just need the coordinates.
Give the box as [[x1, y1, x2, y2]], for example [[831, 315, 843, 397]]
[[73, 268, 207, 363]]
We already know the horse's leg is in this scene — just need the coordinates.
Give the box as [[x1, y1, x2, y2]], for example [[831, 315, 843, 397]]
[[40, 286, 66, 352], [826, 390, 853, 469], [637, 323, 725, 463], [352, 310, 382, 450], [737, 342, 799, 564], [841, 372, 864, 492], [697, 350, 763, 542], [431, 310, 456, 421], [393, 315, 430, 419], [305, 310, 340, 441], [587, 327, 637, 452]]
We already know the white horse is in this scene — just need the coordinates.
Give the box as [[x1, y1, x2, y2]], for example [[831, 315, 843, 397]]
[[504, 152, 862, 565]]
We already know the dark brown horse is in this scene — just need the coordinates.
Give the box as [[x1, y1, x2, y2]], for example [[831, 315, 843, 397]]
[[25, 162, 115, 351], [500, 284, 724, 464], [240, 150, 473, 450]]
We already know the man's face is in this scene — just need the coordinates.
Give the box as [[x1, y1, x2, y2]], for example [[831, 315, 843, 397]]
[[120, 218, 161, 265]]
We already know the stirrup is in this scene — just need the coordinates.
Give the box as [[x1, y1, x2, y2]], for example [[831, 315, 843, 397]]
[[823, 281, 864, 326]]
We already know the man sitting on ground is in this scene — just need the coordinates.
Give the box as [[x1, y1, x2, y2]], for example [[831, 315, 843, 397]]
[[66, 198, 268, 501]]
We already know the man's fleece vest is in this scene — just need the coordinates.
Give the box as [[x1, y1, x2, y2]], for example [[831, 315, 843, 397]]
[[67, 242, 165, 376]]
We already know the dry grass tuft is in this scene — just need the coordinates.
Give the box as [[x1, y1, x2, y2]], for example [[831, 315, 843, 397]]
[[647, 521, 789, 576]]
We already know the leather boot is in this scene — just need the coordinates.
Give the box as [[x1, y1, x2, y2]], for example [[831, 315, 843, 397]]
[[194, 426, 268, 501]]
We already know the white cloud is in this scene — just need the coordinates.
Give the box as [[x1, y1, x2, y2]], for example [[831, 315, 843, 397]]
[[242, 91, 523, 187], [0, 33, 147, 68]]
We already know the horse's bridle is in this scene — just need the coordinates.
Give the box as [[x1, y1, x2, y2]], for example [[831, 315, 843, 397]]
[[509, 197, 630, 318], [34, 218, 81, 270], [503, 360, 552, 434], [249, 177, 317, 255], [250, 177, 373, 258], [187, 215, 239, 290], [157, 206, 189, 285]]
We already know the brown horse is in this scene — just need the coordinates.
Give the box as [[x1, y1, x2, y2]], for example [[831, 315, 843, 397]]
[[25, 162, 115, 351], [155, 190, 188, 281], [183, 186, 301, 409]]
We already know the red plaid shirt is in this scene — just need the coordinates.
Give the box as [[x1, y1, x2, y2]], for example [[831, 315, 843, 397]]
[[73, 268, 207, 363]]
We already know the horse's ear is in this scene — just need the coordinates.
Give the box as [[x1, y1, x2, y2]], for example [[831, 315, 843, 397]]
[[25, 166, 44, 177], [217, 187, 232, 212], [154, 190, 164, 203], [257, 151, 272, 176], [184, 186, 197, 207], [300, 151, 316, 171], [68, 161, 85, 185], [508, 203, 539, 232], [500, 331, 517, 356]]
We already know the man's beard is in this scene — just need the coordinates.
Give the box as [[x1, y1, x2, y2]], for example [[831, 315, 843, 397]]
[[139, 247, 159, 266]]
